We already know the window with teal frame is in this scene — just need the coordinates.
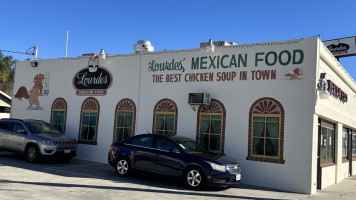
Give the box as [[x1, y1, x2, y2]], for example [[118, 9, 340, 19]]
[[252, 115, 280, 157], [79, 97, 100, 145], [115, 111, 134, 142], [152, 99, 178, 137], [154, 112, 175, 136], [50, 98, 67, 134], [198, 114, 222, 153], [51, 110, 65, 132], [80, 111, 97, 141], [196, 99, 226, 154], [247, 97, 285, 164], [113, 99, 136, 143]]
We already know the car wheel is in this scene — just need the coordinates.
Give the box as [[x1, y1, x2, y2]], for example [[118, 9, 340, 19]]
[[26, 145, 40, 163], [185, 167, 206, 189], [115, 157, 131, 177]]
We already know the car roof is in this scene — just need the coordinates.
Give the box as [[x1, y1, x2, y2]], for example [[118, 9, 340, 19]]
[[133, 134, 192, 140], [0, 118, 46, 123], [170, 135, 192, 140]]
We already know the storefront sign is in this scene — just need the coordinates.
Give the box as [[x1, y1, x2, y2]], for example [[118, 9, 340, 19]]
[[327, 80, 348, 102], [73, 58, 113, 95], [148, 58, 186, 73], [323, 36, 356, 58], [148, 49, 305, 83]]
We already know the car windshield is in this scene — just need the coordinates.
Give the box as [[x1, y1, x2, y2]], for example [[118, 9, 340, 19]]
[[173, 138, 208, 153], [24, 121, 62, 135]]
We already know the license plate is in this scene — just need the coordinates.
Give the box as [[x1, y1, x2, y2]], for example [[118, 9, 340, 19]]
[[64, 149, 71, 154], [236, 174, 241, 181]]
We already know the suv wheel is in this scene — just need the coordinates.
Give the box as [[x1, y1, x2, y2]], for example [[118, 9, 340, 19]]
[[185, 167, 206, 189], [115, 157, 131, 177], [26, 145, 40, 163]]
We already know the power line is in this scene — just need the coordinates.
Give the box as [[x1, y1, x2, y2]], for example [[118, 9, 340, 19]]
[[0, 46, 36, 56]]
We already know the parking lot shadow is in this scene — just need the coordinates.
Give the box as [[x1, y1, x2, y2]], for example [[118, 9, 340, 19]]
[[0, 152, 194, 191], [0, 151, 300, 199]]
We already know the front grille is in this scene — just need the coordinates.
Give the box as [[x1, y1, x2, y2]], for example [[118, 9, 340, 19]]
[[54, 140, 76, 146], [226, 165, 241, 174]]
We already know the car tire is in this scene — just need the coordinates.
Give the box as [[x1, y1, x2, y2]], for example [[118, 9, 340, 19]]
[[115, 157, 131, 177], [185, 167, 206, 189], [26, 145, 40, 163]]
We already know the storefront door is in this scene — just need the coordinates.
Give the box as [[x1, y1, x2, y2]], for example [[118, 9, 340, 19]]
[[317, 119, 336, 190]]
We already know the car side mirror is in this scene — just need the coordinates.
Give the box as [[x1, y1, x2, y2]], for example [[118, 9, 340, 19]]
[[169, 147, 180, 154]]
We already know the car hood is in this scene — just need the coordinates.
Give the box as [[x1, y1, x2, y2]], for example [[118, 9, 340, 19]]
[[35, 133, 75, 141], [190, 152, 238, 165]]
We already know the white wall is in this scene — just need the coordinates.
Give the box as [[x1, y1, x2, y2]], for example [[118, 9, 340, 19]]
[[321, 166, 336, 189], [12, 56, 142, 162], [12, 37, 320, 194]]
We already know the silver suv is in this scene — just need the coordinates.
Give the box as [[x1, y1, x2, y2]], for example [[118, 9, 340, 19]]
[[0, 118, 77, 162]]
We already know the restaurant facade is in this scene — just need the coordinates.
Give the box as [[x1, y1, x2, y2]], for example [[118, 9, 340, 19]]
[[11, 37, 356, 194]]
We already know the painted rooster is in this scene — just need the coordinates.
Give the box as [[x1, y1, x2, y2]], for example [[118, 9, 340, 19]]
[[285, 68, 302, 80]]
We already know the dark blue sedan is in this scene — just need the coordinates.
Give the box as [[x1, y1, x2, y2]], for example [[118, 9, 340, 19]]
[[108, 134, 241, 189]]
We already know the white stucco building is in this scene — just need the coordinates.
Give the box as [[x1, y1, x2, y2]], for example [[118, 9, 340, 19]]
[[11, 37, 356, 194]]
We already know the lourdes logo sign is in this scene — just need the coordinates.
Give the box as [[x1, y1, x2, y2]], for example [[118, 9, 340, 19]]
[[73, 57, 113, 96], [323, 36, 356, 57]]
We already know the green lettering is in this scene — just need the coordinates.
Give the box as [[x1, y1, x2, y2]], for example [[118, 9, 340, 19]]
[[279, 50, 291, 66], [217, 56, 220, 68], [221, 55, 229, 68], [230, 55, 237, 68], [200, 56, 207, 69], [266, 51, 277, 66], [293, 49, 304, 64], [255, 52, 264, 67], [238, 54, 247, 67], [209, 56, 216, 69], [191, 57, 199, 70]]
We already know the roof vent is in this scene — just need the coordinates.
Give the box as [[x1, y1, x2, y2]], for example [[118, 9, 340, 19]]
[[134, 40, 154, 53], [200, 41, 237, 48], [82, 53, 98, 57]]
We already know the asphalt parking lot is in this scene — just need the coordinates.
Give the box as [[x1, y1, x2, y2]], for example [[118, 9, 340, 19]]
[[0, 152, 355, 200]]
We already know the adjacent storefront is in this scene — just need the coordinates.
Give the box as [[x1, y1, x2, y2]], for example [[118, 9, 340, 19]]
[[0, 90, 11, 118]]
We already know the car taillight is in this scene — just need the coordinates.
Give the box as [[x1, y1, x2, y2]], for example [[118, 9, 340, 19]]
[[110, 144, 115, 150]]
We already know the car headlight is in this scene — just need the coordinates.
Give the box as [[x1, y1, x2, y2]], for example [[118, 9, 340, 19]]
[[41, 139, 52, 144], [207, 161, 226, 172]]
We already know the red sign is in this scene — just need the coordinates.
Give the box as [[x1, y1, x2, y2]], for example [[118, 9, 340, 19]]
[[327, 80, 348, 102]]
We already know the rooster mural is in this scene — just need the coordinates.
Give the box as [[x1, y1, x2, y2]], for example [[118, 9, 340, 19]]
[[285, 68, 303, 80], [15, 73, 49, 110]]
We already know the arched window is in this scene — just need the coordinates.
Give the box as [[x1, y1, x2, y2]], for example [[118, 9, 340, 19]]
[[246, 97, 285, 164], [113, 98, 136, 142], [196, 99, 226, 154], [152, 99, 178, 136], [78, 97, 100, 145], [50, 98, 67, 134]]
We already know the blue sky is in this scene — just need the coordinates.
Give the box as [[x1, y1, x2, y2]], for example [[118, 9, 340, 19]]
[[2, 0, 356, 78]]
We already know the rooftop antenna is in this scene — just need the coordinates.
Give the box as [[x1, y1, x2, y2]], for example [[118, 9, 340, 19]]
[[65, 30, 68, 58], [34, 46, 38, 60]]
